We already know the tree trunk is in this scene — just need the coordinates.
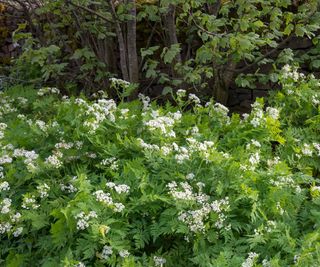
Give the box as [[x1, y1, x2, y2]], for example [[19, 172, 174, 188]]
[[163, 4, 181, 77], [108, 0, 129, 82], [213, 61, 236, 105], [126, 0, 139, 83]]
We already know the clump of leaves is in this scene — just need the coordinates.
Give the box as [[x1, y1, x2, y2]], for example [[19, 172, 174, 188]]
[[0, 69, 319, 266]]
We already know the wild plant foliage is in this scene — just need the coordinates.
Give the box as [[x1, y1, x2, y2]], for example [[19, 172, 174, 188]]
[[6, 0, 320, 103], [0, 66, 320, 266]]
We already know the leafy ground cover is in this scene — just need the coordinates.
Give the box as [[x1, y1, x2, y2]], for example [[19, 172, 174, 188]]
[[0, 66, 320, 266]]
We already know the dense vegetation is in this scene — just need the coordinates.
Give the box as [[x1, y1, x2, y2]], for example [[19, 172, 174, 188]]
[[2, 0, 320, 103], [0, 66, 320, 266], [1, 1, 320, 266]]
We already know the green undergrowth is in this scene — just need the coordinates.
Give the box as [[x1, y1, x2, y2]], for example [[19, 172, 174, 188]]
[[0, 66, 320, 266]]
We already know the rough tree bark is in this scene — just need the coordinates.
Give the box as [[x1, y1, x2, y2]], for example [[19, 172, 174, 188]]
[[108, 0, 129, 82], [163, 4, 181, 78], [126, 0, 139, 83], [213, 61, 237, 105]]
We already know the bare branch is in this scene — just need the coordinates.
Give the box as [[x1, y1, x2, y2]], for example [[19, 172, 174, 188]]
[[189, 10, 226, 38], [229, 35, 293, 74]]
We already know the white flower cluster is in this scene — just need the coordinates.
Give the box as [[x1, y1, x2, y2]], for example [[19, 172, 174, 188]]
[[176, 89, 186, 98], [119, 249, 130, 258], [0, 122, 7, 139], [0, 166, 3, 178], [110, 77, 130, 87], [74, 262, 85, 267], [13, 227, 23, 237], [17, 114, 26, 120], [1, 198, 11, 214], [138, 93, 151, 111], [174, 145, 190, 164], [186, 173, 195, 180], [106, 182, 130, 194], [13, 148, 39, 171], [270, 175, 295, 188], [246, 139, 261, 150], [249, 152, 260, 166], [55, 141, 74, 150], [178, 197, 230, 233], [93, 190, 125, 212], [144, 110, 181, 137], [241, 252, 259, 267], [21, 195, 39, 210], [0, 155, 13, 165], [60, 183, 77, 193], [81, 99, 117, 133], [253, 220, 277, 237], [266, 107, 280, 120], [250, 101, 265, 127], [0, 222, 12, 234], [262, 259, 271, 267], [85, 152, 97, 159], [188, 93, 201, 104], [267, 156, 280, 167], [241, 148, 261, 170], [0, 214, 22, 237], [35, 120, 48, 132], [204, 101, 231, 124], [185, 126, 199, 136], [0, 181, 10, 191], [37, 87, 60, 96], [153, 256, 166, 266], [11, 212, 21, 222], [138, 137, 219, 164], [100, 245, 113, 260], [119, 108, 130, 119], [37, 183, 50, 198], [94, 190, 113, 205], [213, 103, 229, 116], [293, 254, 300, 264], [312, 95, 320, 106], [281, 65, 305, 82], [187, 138, 214, 151], [101, 157, 119, 171], [13, 149, 38, 163], [276, 202, 284, 215], [74, 211, 97, 230], [138, 138, 161, 151], [265, 220, 277, 233], [0, 95, 17, 115], [301, 143, 313, 156], [45, 152, 63, 169], [17, 97, 28, 105], [74, 98, 87, 106], [114, 203, 125, 212], [242, 113, 249, 121], [167, 181, 195, 201], [313, 143, 320, 156], [186, 138, 215, 162]]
